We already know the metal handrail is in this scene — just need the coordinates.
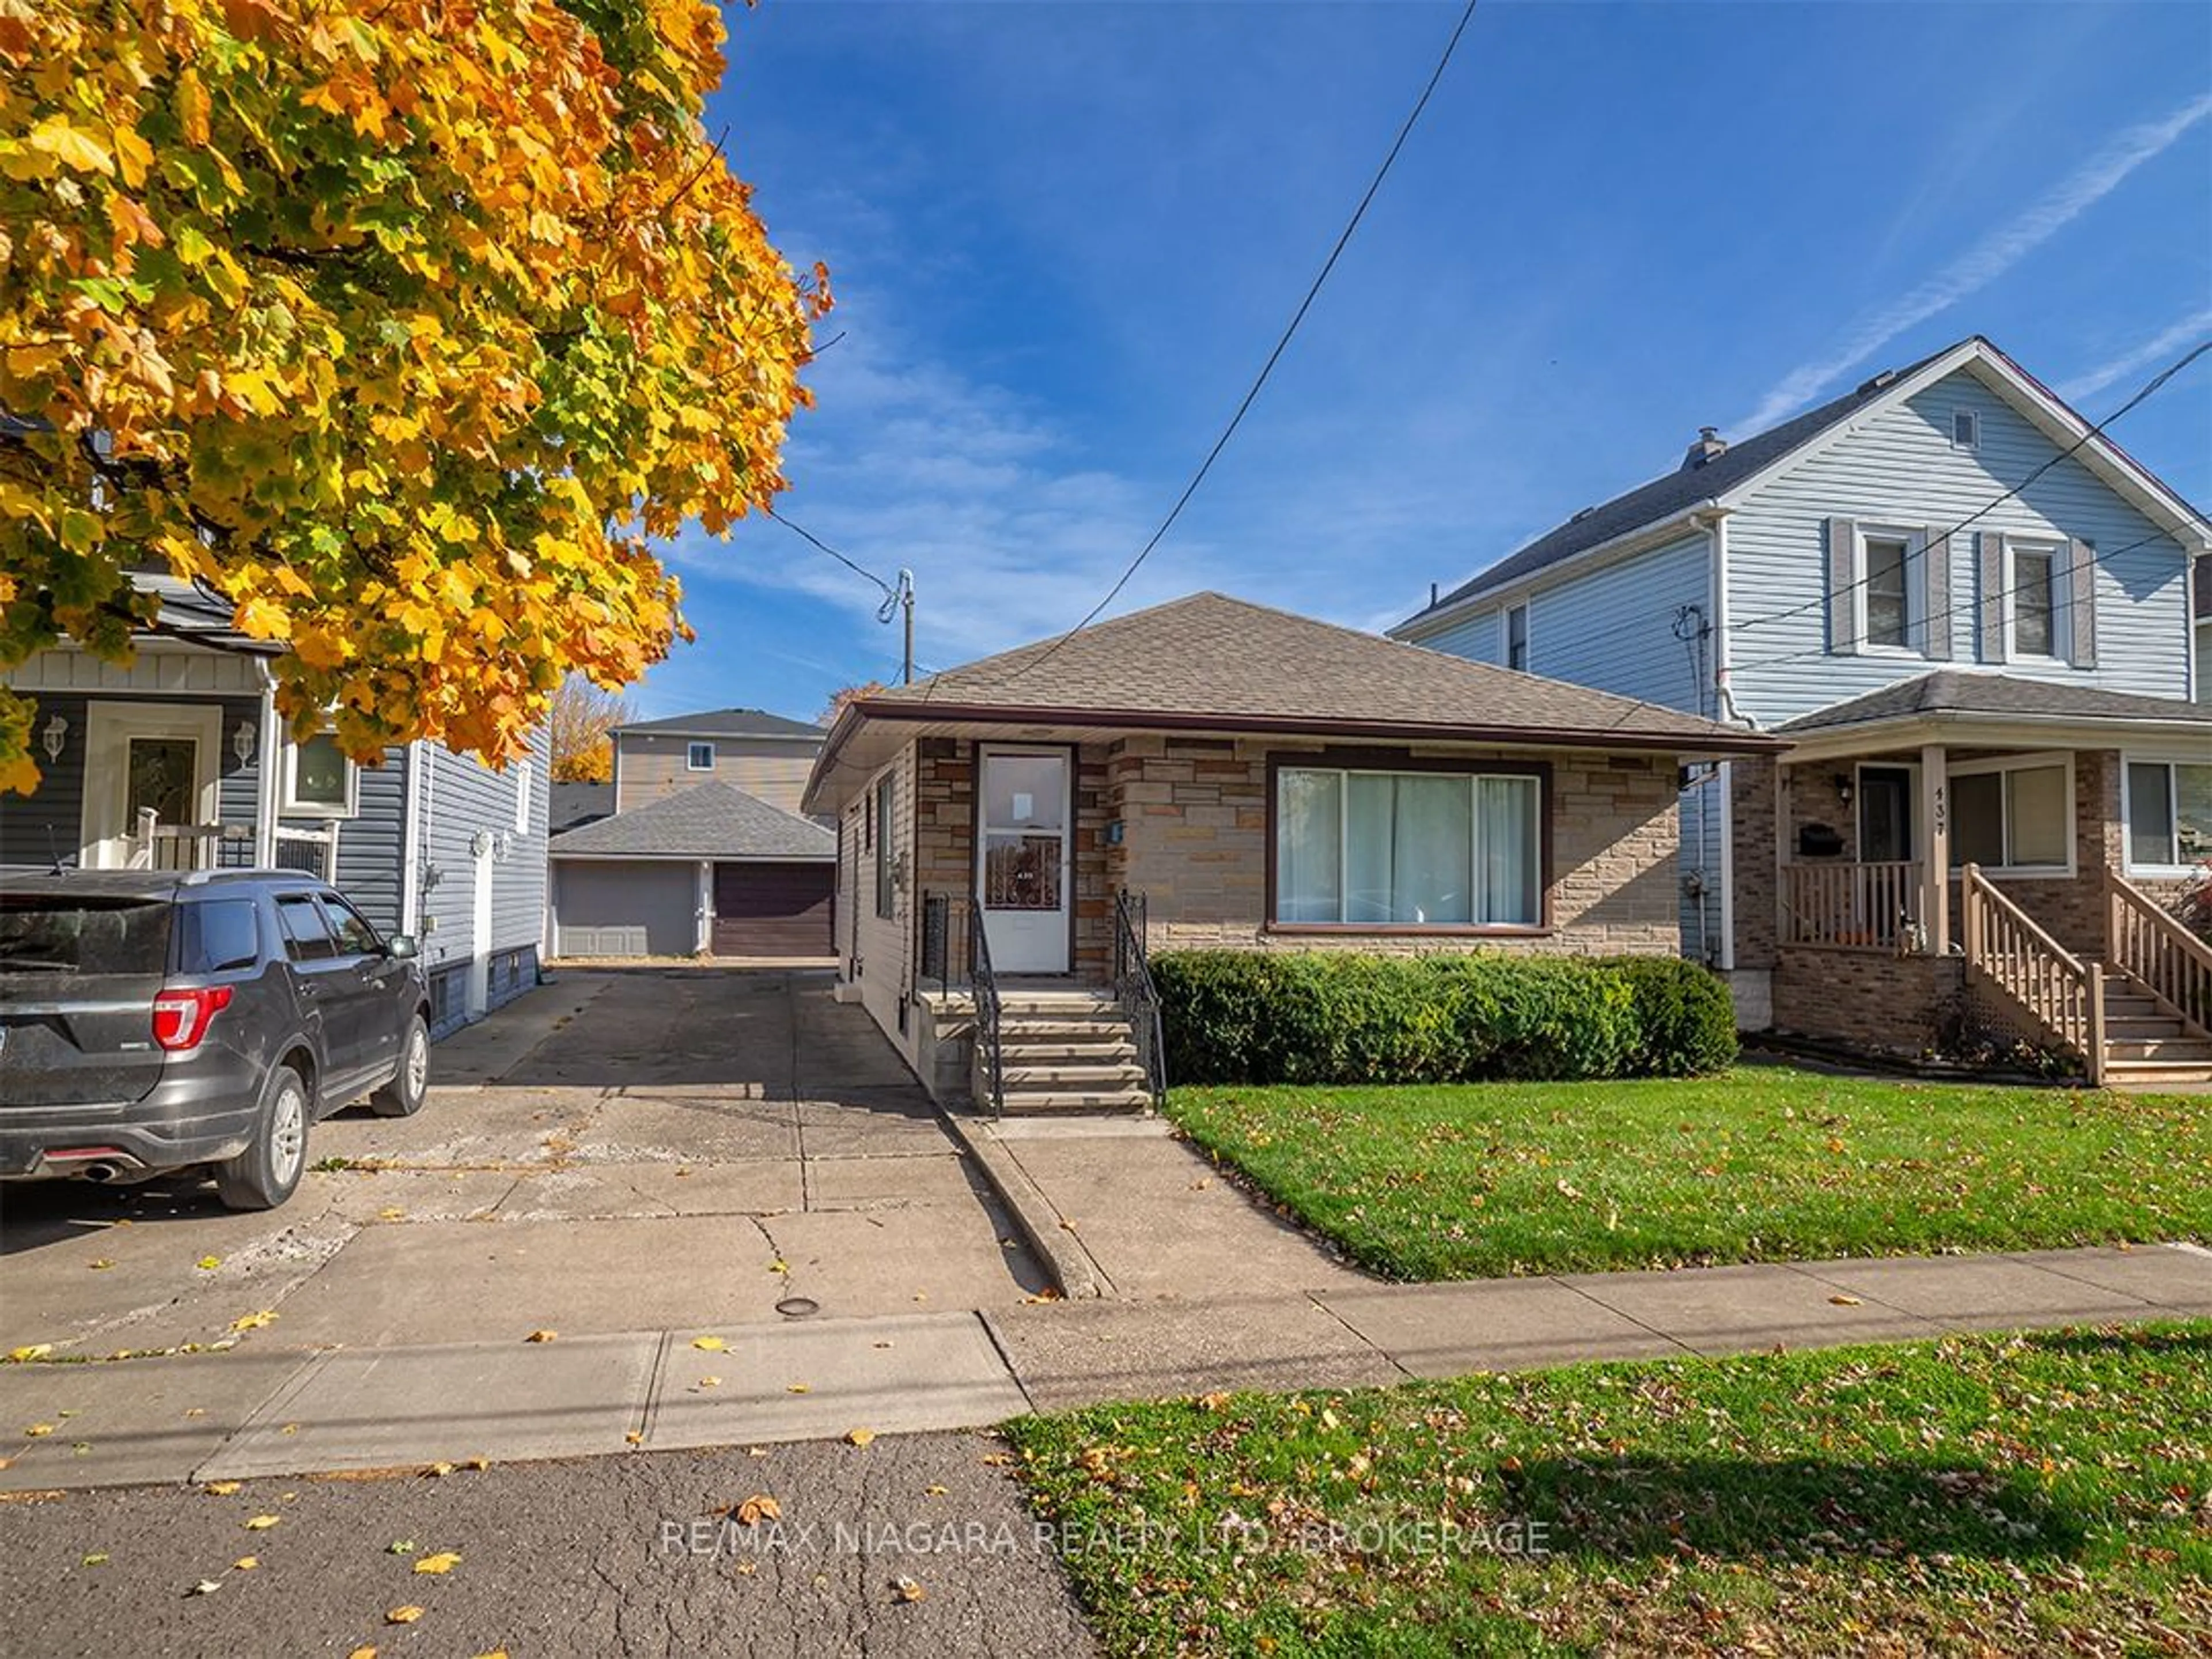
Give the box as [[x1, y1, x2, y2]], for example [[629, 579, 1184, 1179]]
[[1111, 888, 1167, 1105], [968, 901, 1005, 1119]]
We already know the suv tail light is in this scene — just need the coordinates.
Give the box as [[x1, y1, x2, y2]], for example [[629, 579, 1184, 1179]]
[[152, 986, 234, 1052]]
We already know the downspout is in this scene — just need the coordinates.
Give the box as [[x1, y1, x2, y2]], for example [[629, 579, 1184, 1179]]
[[1700, 508, 1744, 974], [253, 664, 281, 867], [400, 739, 425, 935]]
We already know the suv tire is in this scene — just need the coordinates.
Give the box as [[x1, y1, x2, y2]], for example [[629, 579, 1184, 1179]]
[[216, 1063, 310, 1211], [371, 1015, 430, 1118]]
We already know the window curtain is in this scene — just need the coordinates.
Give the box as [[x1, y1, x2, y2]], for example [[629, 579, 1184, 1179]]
[[1344, 775, 1470, 925], [1275, 770, 1342, 922], [1479, 776, 1539, 925]]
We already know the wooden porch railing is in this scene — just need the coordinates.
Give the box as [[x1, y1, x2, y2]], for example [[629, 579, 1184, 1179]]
[[1782, 860, 1922, 950], [1960, 862, 2104, 1081], [2107, 868, 2212, 1034], [128, 809, 338, 880]]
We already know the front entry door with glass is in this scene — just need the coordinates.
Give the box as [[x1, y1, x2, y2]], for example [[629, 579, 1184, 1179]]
[[977, 748, 1071, 974]]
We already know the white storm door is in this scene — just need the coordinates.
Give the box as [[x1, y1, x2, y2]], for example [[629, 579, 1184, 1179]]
[[976, 747, 1071, 974], [79, 702, 224, 869]]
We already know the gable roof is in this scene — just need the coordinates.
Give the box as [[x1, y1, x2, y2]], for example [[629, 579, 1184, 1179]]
[[615, 707, 824, 743], [808, 593, 1779, 812], [1394, 336, 2211, 636], [548, 779, 834, 861], [548, 780, 614, 835], [1777, 670, 2212, 736]]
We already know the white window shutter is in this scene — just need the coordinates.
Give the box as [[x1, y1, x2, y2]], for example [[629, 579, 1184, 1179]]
[[1977, 532, 2005, 661], [1825, 517, 1858, 653], [1922, 528, 1952, 660], [2067, 538, 2097, 668]]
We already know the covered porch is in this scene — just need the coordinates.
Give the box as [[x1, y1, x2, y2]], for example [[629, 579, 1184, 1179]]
[[1756, 674, 2212, 1081]]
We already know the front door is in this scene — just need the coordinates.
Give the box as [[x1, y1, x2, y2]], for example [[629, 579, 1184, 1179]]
[[977, 747, 1071, 974], [79, 702, 224, 868], [1858, 766, 1915, 863]]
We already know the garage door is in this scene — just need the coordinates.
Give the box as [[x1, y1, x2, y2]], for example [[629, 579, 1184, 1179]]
[[713, 861, 834, 957], [552, 861, 695, 957]]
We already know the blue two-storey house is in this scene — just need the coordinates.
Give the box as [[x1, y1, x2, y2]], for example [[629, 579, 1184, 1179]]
[[1393, 336, 2212, 1084]]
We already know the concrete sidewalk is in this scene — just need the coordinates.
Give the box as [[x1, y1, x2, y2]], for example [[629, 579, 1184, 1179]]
[[4, 1243, 2206, 1493]]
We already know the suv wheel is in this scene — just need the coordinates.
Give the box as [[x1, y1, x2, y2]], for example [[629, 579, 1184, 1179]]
[[371, 1015, 430, 1118], [216, 1063, 310, 1211]]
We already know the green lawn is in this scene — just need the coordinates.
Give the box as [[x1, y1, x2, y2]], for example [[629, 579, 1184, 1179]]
[[1007, 1324, 2212, 1657], [1164, 1067, 2212, 1280]]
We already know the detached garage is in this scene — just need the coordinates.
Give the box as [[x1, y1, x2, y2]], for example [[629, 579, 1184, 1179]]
[[548, 779, 835, 960]]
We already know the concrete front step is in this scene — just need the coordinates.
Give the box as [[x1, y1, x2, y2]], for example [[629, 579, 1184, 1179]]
[[997, 1088, 1156, 1114], [1001, 1063, 1152, 1089], [999, 1040, 1139, 1066]]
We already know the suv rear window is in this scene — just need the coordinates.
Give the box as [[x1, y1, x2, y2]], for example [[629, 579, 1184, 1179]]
[[176, 899, 262, 975], [0, 897, 173, 975]]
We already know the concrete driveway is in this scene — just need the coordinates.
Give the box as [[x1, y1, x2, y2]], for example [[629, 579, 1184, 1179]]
[[0, 969, 1050, 1358]]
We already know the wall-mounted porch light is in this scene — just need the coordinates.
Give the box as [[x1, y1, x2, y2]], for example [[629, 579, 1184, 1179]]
[[1832, 772, 1855, 809], [40, 714, 67, 762]]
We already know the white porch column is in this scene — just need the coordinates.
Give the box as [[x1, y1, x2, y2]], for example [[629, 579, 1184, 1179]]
[[1919, 743, 1949, 953], [695, 859, 713, 955], [253, 666, 281, 868]]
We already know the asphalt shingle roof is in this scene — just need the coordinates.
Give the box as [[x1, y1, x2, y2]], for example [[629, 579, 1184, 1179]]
[[548, 780, 834, 861], [616, 707, 824, 741], [548, 781, 614, 834], [859, 592, 1775, 748], [1400, 341, 1964, 628], [1778, 671, 2212, 734]]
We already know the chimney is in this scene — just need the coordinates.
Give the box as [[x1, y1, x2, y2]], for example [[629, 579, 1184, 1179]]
[[1680, 426, 1726, 471]]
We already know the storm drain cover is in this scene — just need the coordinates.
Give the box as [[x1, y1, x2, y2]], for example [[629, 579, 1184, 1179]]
[[775, 1296, 820, 1319]]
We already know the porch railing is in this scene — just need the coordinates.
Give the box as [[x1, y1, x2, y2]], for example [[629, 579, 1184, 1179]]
[[967, 900, 1005, 1119], [128, 809, 339, 881], [1111, 888, 1167, 1106], [1781, 860, 1923, 951], [1960, 862, 2104, 1080], [2107, 868, 2212, 1034]]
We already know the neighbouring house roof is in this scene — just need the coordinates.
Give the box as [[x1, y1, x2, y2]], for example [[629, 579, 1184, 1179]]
[[806, 592, 1781, 813], [548, 779, 834, 862], [1778, 670, 2212, 738], [1394, 335, 2211, 635], [614, 707, 825, 743], [135, 573, 282, 655], [549, 781, 615, 835]]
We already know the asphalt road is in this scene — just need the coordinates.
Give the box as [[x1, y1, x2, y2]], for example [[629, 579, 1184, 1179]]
[[0, 1430, 1096, 1658]]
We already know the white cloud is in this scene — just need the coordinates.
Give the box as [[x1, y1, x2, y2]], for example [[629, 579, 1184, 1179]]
[[2056, 307, 2212, 404], [1739, 91, 2212, 432]]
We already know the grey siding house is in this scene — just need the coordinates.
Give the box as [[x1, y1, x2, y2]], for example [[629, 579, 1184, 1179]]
[[611, 706, 825, 817], [1392, 335, 2212, 1084], [3, 578, 550, 1038]]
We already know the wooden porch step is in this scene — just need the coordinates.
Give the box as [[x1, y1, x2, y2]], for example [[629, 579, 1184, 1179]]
[[2102, 1060, 2212, 1090], [2105, 1038, 2212, 1064], [2105, 1015, 2189, 1040]]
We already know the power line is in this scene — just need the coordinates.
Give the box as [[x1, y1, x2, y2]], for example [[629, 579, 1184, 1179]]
[[763, 505, 919, 684], [765, 504, 894, 599], [1002, 0, 1482, 684]]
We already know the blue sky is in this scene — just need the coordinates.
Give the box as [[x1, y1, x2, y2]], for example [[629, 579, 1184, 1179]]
[[634, 0, 2212, 722]]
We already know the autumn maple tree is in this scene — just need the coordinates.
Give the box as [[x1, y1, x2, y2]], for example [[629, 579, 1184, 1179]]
[[546, 671, 632, 782], [0, 0, 827, 790]]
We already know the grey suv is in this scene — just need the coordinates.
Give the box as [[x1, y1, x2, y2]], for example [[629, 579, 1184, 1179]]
[[0, 869, 430, 1210]]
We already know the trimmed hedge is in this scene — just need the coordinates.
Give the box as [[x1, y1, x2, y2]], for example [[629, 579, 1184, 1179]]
[[1153, 951, 1737, 1086]]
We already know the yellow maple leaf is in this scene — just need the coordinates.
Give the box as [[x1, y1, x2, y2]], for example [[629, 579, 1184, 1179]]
[[413, 1551, 461, 1575]]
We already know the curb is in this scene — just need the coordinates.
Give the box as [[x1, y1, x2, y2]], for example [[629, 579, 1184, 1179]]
[[939, 1111, 1108, 1301]]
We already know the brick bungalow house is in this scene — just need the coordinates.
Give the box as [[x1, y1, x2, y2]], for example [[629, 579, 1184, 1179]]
[[800, 593, 1780, 1111]]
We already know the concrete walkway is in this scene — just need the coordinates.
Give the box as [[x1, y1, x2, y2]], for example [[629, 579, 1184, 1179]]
[[5, 1242, 2206, 1492]]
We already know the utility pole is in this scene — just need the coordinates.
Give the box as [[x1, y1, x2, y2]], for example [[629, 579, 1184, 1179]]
[[880, 569, 917, 685]]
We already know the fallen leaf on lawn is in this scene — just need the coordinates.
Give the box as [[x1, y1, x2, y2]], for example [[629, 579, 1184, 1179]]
[[204, 1482, 241, 1497], [414, 1551, 462, 1575], [786, 1383, 810, 1395], [892, 1575, 926, 1604], [196, 1256, 221, 1271], [229, 1311, 277, 1332], [733, 1494, 781, 1526], [524, 1330, 558, 1344], [1828, 1294, 1865, 1306], [186, 1579, 222, 1597], [385, 1605, 424, 1624], [82, 1552, 109, 1566], [1199, 1392, 1232, 1411], [245, 1515, 281, 1531], [88, 1259, 114, 1270], [233, 1556, 258, 1571], [846, 1429, 876, 1448], [24, 1425, 53, 1438], [6, 1346, 52, 1363], [691, 1336, 726, 1352]]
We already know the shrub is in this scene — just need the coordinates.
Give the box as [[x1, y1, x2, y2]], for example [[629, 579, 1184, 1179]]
[[1152, 950, 1736, 1086]]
